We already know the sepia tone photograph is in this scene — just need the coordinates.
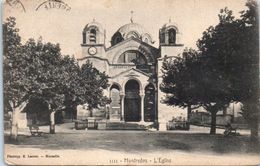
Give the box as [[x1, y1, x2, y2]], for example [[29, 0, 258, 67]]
[[2, 0, 260, 165]]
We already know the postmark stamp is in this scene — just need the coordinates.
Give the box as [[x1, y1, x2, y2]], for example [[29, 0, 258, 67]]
[[6, 0, 26, 12], [36, 0, 71, 11]]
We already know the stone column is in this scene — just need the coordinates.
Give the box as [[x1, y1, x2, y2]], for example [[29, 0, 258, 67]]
[[120, 94, 125, 121], [140, 93, 145, 123]]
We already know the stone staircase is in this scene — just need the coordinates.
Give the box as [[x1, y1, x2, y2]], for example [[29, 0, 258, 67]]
[[105, 122, 147, 130]]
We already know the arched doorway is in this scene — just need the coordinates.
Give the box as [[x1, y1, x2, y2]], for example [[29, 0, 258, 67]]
[[144, 84, 155, 122], [110, 84, 121, 120], [124, 80, 141, 122]]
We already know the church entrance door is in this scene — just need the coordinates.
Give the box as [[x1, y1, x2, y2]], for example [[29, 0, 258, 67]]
[[124, 80, 141, 122]]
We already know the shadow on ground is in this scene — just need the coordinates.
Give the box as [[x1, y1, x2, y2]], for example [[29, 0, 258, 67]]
[[5, 131, 260, 154]]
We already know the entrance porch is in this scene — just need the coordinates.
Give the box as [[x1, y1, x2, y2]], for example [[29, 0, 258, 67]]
[[109, 79, 157, 125]]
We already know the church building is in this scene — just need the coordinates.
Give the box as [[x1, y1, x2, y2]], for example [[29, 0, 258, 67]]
[[78, 18, 186, 131]]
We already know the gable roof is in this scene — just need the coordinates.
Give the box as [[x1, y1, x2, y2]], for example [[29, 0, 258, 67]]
[[110, 68, 151, 79]]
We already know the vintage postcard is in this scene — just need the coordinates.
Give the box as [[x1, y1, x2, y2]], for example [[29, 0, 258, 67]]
[[3, 0, 260, 165]]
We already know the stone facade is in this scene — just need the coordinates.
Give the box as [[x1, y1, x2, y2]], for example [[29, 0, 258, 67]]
[[78, 19, 186, 130]]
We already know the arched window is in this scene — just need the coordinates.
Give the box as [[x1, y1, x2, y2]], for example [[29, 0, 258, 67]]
[[111, 32, 123, 46], [168, 28, 176, 44], [110, 84, 120, 108], [117, 50, 149, 73], [89, 29, 96, 44], [117, 50, 146, 64], [83, 32, 86, 44], [110, 84, 121, 120], [115, 36, 122, 44]]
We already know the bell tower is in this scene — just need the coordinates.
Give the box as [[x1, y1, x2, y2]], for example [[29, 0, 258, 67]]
[[159, 19, 184, 57], [157, 19, 185, 131], [81, 19, 106, 59], [79, 19, 108, 73]]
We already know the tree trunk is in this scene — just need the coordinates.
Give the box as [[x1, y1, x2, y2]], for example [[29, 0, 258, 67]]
[[89, 109, 93, 117], [187, 105, 192, 130], [250, 102, 259, 143], [244, 101, 259, 143], [10, 110, 18, 140], [50, 111, 55, 134], [210, 111, 217, 134], [250, 117, 259, 143], [10, 101, 28, 140]]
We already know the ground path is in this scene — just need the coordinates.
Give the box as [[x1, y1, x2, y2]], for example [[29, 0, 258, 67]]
[[4, 123, 260, 165]]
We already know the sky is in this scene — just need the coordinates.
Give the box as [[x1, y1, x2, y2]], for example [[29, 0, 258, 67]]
[[3, 0, 248, 58]]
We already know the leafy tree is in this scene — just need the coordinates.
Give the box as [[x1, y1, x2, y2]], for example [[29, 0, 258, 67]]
[[160, 49, 202, 129], [3, 17, 30, 140], [161, 49, 230, 134], [232, 0, 259, 142], [3, 17, 109, 138], [63, 60, 109, 119], [20, 38, 69, 133], [159, 1, 258, 136], [236, 0, 259, 142], [197, 0, 259, 140], [22, 39, 109, 133], [79, 62, 109, 109]]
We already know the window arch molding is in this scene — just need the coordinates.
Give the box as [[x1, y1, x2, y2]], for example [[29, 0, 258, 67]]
[[165, 25, 179, 33], [109, 82, 122, 92], [122, 77, 143, 94], [112, 46, 155, 64], [141, 33, 153, 44], [117, 50, 147, 64], [83, 25, 99, 33]]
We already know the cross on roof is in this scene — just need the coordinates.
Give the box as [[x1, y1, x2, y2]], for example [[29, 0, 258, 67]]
[[130, 11, 134, 23]]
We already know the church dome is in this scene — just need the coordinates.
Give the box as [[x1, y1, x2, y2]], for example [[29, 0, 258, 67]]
[[117, 23, 147, 37], [111, 22, 153, 46]]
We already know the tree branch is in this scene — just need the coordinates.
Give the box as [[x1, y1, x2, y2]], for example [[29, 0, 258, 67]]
[[17, 101, 28, 113], [191, 105, 201, 110]]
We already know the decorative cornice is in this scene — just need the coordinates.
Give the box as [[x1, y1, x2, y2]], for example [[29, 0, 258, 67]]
[[77, 56, 110, 64], [159, 44, 184, 47], [81, 44, 105, 47], [111, 68, 151, 79]]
